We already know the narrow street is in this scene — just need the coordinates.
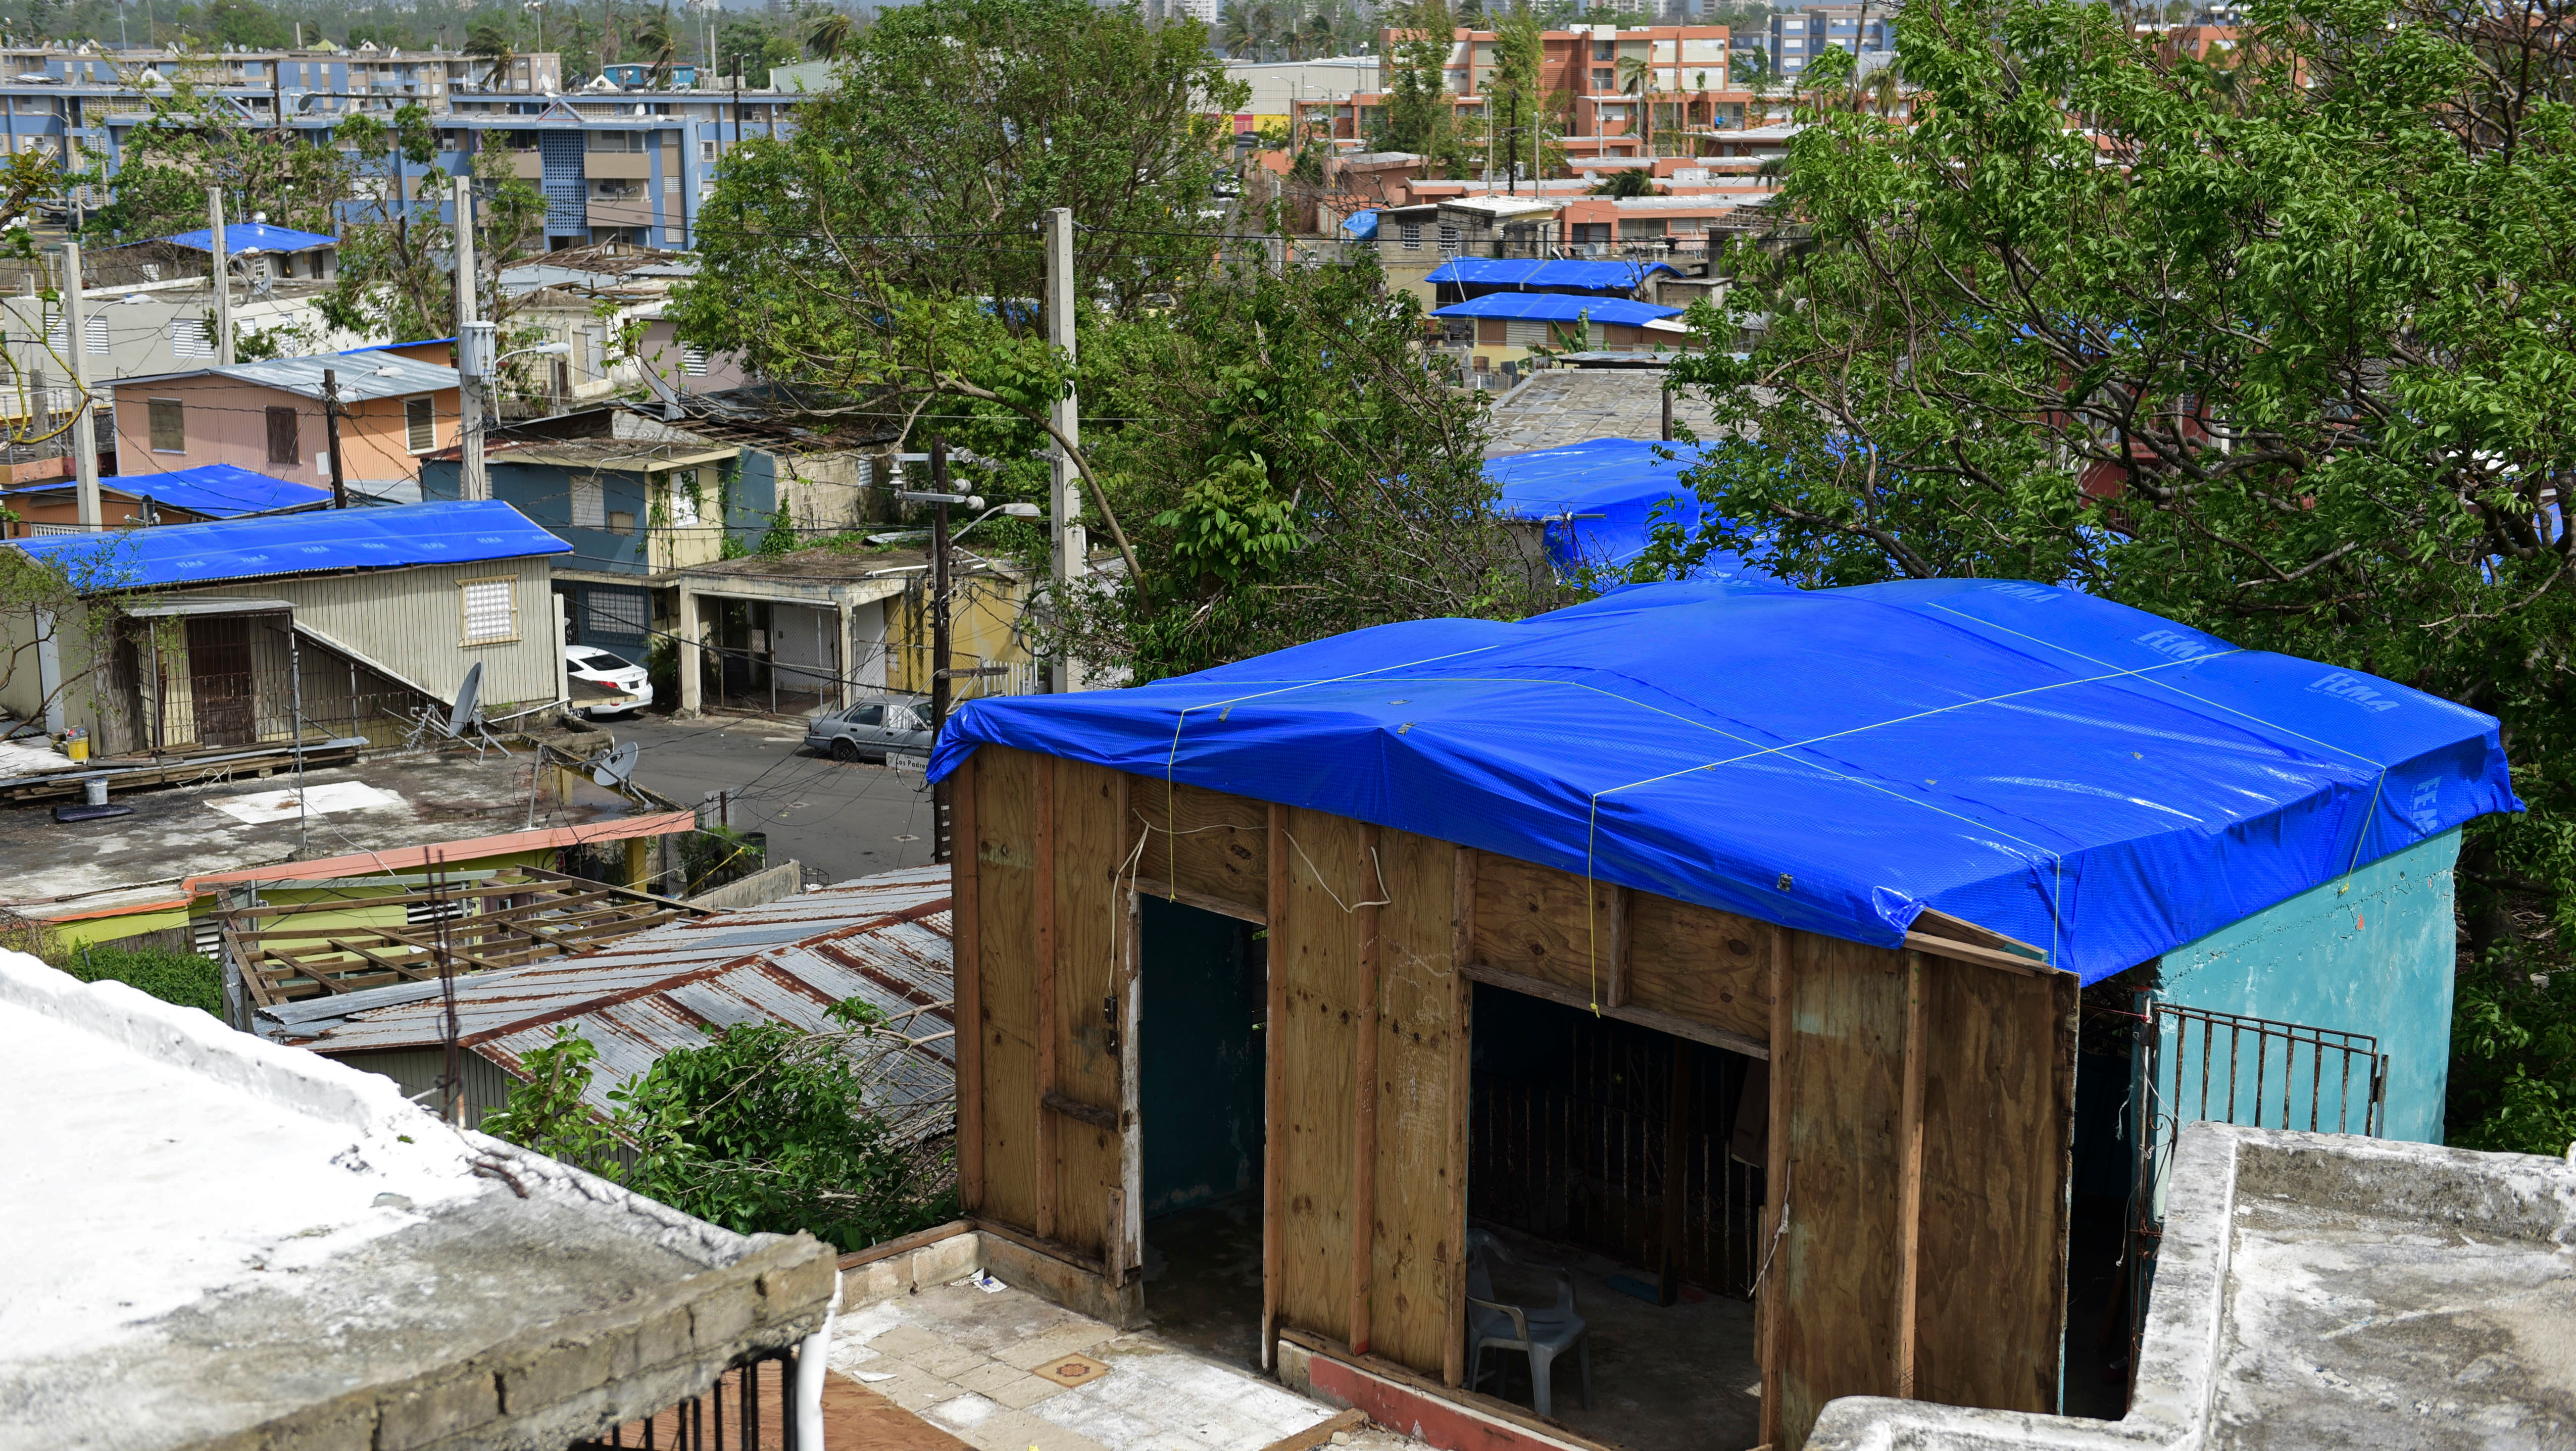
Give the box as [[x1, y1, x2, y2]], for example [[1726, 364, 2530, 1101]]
[[605, 714, 942, 885]]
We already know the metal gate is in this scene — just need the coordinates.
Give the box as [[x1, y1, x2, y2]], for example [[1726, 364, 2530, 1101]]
[[2127, 1003, 2385, 1355]]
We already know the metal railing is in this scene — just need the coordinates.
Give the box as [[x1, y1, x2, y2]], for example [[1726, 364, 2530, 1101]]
[[2126, 1000, 2384, 1369]]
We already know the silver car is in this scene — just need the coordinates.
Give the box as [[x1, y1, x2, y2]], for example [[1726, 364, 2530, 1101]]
[[805, 696, 937, 763]]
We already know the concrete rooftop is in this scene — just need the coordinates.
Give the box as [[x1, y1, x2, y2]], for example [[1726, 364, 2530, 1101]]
[[0, 955, 836, 1451], [0, 747, 669, 921], [1485, 367, 1676, 456], [1810, 1122, 2576, 1449]]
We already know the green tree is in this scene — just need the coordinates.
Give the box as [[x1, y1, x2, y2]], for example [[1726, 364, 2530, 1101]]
[[1659, 0, 2576, 1145], [483, 1005, 955, 1249], [322, 121, 549, 361], [674, 0, 1246, 333], [1483, 8, 1564, 187], [1374, 0, 1469, 173]]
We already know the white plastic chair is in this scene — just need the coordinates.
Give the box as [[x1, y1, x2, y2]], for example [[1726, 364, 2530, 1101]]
[[1465, 1228, 1591, 1418]]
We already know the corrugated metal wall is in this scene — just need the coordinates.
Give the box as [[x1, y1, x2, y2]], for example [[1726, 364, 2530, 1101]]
[[257, 558, 561, 707]]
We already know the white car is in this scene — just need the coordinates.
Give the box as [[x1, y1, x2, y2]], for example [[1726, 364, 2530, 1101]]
[[564, 645, 654, 718]]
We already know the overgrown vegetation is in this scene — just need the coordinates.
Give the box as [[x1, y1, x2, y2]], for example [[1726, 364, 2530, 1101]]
[[54, 942, 223, 1017], [481, 1002, 954, 1252], [1660, 0, 2575, 1148]]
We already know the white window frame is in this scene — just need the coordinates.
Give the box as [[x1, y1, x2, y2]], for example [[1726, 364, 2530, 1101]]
[[570, 474, 606, 529], [679, 344, 709, 377], [405, 395, 437, 453], [459, 576, 518, 645]]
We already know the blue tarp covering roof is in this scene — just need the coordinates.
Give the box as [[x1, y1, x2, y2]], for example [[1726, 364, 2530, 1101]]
[[1425, 257, 1680, 291], [931, 581, 2520, 983], [7, 499, 570, 589], [9, 463, 333, 519], [1431, 294, 1682, 326], [1342, 210, 1379, 240], [1488, 438, 1767, 579], [159, 223, 340, 256]]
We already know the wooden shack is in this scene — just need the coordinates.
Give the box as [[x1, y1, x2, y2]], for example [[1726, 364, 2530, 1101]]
[[930, 577, 2516, 1451], [947, 747, 2073, 1450]]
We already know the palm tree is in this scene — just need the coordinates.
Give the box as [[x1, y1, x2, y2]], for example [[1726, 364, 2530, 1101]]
[[465, 19, 515, 87], [1615, 51, 1657, 159], [634, 2, 678, 86], [1589, 166, 1656, 197], [805, 10, 853, 60]]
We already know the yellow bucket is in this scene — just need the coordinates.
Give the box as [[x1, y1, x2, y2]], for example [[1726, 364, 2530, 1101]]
[[63, 735, 87, 762]]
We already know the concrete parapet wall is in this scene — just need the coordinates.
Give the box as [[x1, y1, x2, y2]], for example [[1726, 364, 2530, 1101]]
[[835, 1219, 1142, 1327], [200, 1231, 840, 1451]]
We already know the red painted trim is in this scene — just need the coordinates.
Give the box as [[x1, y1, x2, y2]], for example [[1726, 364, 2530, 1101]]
[[182, 810, 699, 892], [1303, 1355, 1583, 1451]]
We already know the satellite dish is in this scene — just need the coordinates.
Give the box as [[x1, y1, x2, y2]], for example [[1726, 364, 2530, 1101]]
[[590, 740, 640, 789], [446, 663, 484, 737]]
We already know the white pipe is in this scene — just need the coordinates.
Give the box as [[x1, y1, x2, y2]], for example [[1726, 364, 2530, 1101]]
[[794, 1272, 841, 1450]]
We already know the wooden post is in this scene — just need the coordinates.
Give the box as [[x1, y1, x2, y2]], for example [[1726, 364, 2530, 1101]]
[[1350, 824, 1382, 1355], [1604, 883, 1631, 1010], [953, 753, 984, 1213], [1261, 801, 1288, 1372], [1116, 772, 1142, 1286], [1759, 923, 1793, 1450], [1656, 1036, 1691, 1306], [1034, 758, 1058, 1243], [1895, 948, 1928, 1399], [1444, 845, 1477, 1388]]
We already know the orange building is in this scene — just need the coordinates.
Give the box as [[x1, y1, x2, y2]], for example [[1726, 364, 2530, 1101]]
[[1295, 24, 1754, 158], [110, 353, 462, 502]]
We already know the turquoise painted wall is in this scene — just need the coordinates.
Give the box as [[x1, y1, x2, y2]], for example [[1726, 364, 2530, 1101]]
[[2149, 827, 2461, 1146]]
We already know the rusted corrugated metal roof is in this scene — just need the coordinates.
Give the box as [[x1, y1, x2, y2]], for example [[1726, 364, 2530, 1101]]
[[261, 866, 954, 1137]]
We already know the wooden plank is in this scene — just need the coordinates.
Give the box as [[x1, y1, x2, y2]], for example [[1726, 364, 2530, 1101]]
[[1912, 957, 2078, 1415], [1894, 950, 1927, 1398], [1604, 884, 1631, 1009], [1050, 760, 1126, 1264], [1461, 961, 1770, 1061], [1773, 930, 1910, 1450], [1904, 931, 2053, 977], [1130, 878, 1266, 926], [1625, 893, 1775, 1049], [1350, 823, 1382, 1357], [1034, 754, 1060, 1244], [1276, 806, 1364, 1345], [1118, 814, 1144, 1284], [1262, 801, 1289, 1373], [1444, 846, 1475, 1390], [974, 745, 1043, 1232], [1471, 853, 1614, 1006], [1255, 1407, 1367, 1451], [953, 752, 983, 1214], [1362, 830, 1463, 1380], [1128, 774, 1270, 918], [1759, 923, 1791, 1451], [1042, 1089, 1119, 1131]]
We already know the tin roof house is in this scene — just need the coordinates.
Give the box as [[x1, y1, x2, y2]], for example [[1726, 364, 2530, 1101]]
[[919, 579, 2517, 1451]]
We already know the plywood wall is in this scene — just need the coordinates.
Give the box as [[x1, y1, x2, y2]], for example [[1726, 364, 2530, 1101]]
[[961, 749, 2076, 1448]]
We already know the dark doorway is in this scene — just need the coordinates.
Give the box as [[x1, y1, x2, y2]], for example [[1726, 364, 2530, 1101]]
[[1137, 894, 1268, 1370], [185, 615, 257, 746], [1467, 985, 1765, 1451]]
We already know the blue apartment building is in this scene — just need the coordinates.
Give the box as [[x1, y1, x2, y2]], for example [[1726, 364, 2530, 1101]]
[[0, 43, 806, 252]]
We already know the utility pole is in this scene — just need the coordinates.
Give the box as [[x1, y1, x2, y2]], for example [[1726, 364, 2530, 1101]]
[[1043, 206, 1086, 693], [60, 240, 98, 530], [928, 436, 954, 865], [207, 187, 235, 366], [322, 368, 350, 509], [453, 175, 488, 501]]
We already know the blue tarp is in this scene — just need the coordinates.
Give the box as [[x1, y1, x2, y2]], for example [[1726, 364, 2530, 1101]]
[[1487, 438, 1769, 579], [1342, 210, 1379, 241], [1425, 258, 1680, 292], [22, 463, 334, 519], [930, 581, 2520, 983], [1431, 294, 1682, 327], [7, 499, 570, 589], [159, 223, 339, 256]]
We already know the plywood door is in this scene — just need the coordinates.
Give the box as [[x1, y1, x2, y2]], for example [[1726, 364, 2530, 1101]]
[[1271, 805, 1371, 1345], [1049, 760, 1135, 1271], [969, 745, 1043, 1230], [1765, 937, 2077, 1450]]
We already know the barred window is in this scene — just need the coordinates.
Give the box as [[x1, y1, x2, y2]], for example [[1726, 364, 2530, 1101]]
[[460, 577, 516, 643], [1437, 225, 1461, 257], [1400, 223, 1422, 250]]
